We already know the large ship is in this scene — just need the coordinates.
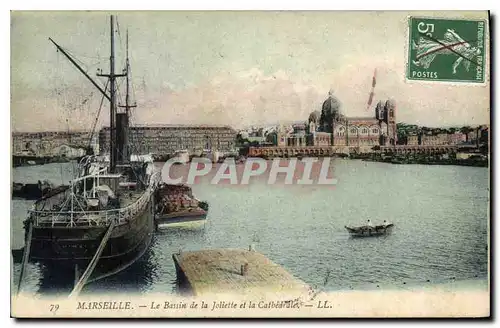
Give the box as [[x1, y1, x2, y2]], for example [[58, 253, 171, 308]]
[[17, 15, 160, 291]]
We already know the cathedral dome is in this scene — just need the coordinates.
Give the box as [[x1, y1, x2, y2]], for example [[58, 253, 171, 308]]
[[322, 91, 342, 118], [308, 110, 320, 124]]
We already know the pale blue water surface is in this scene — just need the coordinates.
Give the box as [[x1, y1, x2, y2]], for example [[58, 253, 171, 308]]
[[11, 160, 489, 296]]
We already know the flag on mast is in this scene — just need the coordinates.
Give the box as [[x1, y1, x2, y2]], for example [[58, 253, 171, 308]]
[[366, 68, 377, 111]]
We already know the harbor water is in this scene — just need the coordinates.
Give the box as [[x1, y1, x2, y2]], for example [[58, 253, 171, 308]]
[[11, 160, 489, 296]]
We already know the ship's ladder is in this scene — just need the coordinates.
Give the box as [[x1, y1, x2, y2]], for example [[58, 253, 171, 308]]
[[69, 221, 116, 298], [16, 220, 33, 296]]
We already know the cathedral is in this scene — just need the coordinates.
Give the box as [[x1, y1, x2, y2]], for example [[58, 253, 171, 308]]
[[308, 90, 397, 147]]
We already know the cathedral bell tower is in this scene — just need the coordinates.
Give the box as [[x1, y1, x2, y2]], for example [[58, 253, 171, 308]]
[[384, 99, 397, 146], [375, 101, 386, 145]]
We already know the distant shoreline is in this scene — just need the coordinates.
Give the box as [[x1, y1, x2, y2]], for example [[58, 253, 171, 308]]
[[351, 154, 488, 168], [359, 157, 488, 168]]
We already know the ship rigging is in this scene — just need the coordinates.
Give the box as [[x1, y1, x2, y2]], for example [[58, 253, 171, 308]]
[[17, 15, 160, 297]]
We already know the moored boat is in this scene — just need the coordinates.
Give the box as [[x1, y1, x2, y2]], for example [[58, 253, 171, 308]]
[[156, 208, 207, 228], [154, 183, 209, 228]]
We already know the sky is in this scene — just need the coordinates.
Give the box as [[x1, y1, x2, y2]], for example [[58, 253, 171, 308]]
[[10, 11, 490, 132]]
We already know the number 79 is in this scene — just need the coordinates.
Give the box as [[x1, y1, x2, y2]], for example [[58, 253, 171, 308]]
[[50, 304, 59, 314]]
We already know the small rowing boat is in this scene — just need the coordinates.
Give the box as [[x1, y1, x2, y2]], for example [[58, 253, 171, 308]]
[[345, 221, 394, 237]]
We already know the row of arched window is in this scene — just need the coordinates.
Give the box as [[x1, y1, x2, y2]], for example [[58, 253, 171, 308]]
[[336, 126, 380, 136]]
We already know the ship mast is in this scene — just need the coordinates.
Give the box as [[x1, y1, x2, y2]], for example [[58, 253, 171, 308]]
[[49, 15, 129, 172], [119, 30, 137, 163], [95, 15, 126, 172], [110, 16, 117, 171]]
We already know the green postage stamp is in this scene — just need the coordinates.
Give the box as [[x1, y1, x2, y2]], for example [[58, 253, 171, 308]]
[[407, 17, 487, 83]]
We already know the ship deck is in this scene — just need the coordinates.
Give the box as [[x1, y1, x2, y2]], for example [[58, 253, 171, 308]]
[[172, 248, 311, 299], [119, 189, 144, 207]]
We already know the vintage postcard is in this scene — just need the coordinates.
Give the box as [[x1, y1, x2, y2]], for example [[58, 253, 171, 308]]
[[10, 11, 490, 318]]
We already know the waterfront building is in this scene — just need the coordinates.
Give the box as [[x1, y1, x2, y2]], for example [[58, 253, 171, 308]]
[[284, 123, 307, 147], [466, 125, 489, 145], [306, 132, 331, 147], [421, 133, 447, 146], [450, 132, 467, 145], [99, 125, 237, 155], [12, 131, 96, 156], [407, 134, 419, 146], [406, 132, 467, 146], [425, 133, 461, 146]]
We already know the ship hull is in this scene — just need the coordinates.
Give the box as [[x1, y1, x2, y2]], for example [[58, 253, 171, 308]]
[[27, 198, 154, 282]]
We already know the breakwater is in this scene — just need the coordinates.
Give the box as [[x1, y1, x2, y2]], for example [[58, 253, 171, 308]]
[[351, 152, 488, 167]]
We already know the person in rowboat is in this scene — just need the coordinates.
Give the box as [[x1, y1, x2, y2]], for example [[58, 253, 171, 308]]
[[366, 220, 373, 227]]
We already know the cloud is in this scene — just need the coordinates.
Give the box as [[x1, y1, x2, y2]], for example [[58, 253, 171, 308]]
[[132, 68, 324, 129]]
